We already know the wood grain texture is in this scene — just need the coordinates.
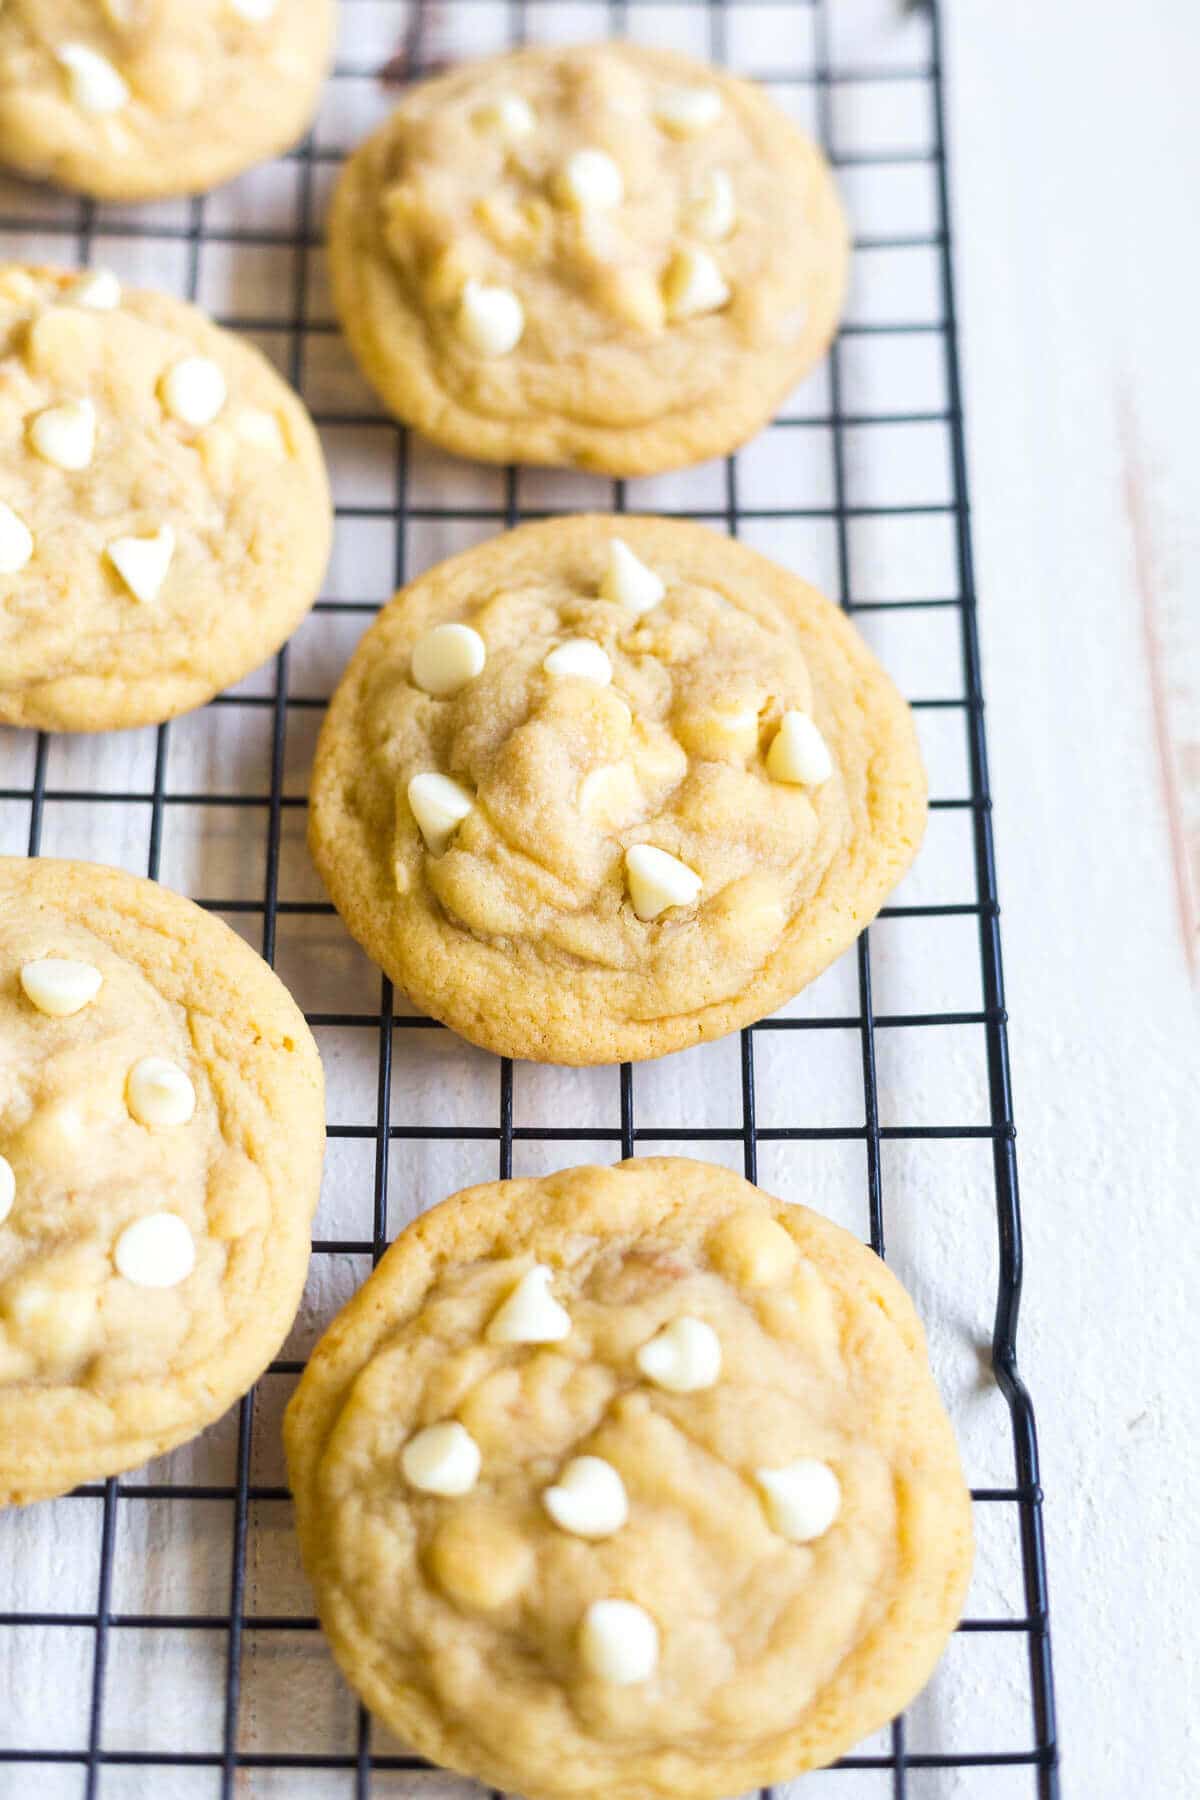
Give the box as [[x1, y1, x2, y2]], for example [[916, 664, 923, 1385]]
[[1118, 381, 1199, 978], [946, 0, 1198, 1791]]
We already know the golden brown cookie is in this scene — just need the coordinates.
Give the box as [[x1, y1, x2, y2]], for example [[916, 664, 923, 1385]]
[[328, 42, 848, 473], [0, 263, 331, 733], [0, 856, 324, 1505], [308, 515, 925, 1064], [285, 1157, 973, 1800], [0, 0, 335, 202]]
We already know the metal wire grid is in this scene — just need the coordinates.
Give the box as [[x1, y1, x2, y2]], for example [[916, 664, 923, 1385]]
[[0, 1, 1059, 1795]]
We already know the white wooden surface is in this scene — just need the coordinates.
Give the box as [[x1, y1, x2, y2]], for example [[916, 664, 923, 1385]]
[[0, 2, 1194, 1796], [946, 0, 1198, 1792]]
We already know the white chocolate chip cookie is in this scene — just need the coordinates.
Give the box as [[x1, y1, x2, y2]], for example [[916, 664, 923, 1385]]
[[308, 515, 925, 1064], [0, 264, 331, 733], [0, 856, 324, 1506], [327, 42, 849, 474], [285, 1158, 973, 1800], [0, 0, 335, 202]]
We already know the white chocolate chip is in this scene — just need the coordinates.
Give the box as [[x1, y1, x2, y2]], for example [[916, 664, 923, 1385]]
[[756, 1457, 841, 1542], [716, 703, 760, 752], [126, 1056, 196, 1128], [20, 957, 102, 1017], [0, 270, 40, 304], [7, 1282, 95, 1362], [600, 537, 665, 614], [401, 1421, 482, 1496], [68, 267, 121, 309], [636, 1315, 722, 1391], [161, 356, 227, 427], [0, 502, 33, 575], [655, 85, 723, 136], [686, 167, 736, 241], [235, 407, 287, 457], [631, 724, 686, 788], [430, 1512, 533, 1609], [578, 762, 642, 832], [707, 1212, 797, 1287], [113, 1212, 196, 1289], [475, 93, 536, 141], [57, 43, 130, 114], [597, 265, 666, 333], [0, 1154, 13, 1226], [407, 771, 474, 855], [455, 280, 524, 357], [543, 639, 613, 685], [554, 148, 624, 211], [663, 246, 730, 321], [579, 1599, 659, 1684], [624, 844, 702, 921], [543, 1455, 628, 1539], [412, 622, 487, 697], [228, 0, 279, 21], [766, 709, 833, 786], [106, 524, 176, 605], [486, 1264, 571, 1345], [679, 701, 759, 762], [29, 398, 95, 471]]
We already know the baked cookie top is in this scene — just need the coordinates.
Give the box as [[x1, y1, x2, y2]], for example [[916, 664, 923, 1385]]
[[309, 515, 926, 1064], [0, 263, 331, 732], [0, 857, 324, 1505], [285, 1158, 973, 1800], [329, 42, 848, 474], [0, 0, 335, 201]]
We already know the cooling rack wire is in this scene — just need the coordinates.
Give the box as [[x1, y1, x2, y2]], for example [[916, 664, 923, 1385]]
[[0, 2, 1059, 1796]]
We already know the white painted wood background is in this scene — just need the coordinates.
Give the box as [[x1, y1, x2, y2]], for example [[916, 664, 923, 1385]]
[[946, 0, 1197, 1791]]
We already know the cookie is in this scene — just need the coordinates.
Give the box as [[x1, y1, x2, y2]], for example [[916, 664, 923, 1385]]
[[0, 856, 324, 1505], [285, 1157, 973, 1800], [0, 0, 335, 202], [308, 515, 925, 1064], [328, 42, 848, 474], [0, 263, 331, 732]]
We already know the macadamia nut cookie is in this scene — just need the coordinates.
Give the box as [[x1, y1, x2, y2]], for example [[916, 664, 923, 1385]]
[[308, 515, 925, 1064], [0, 264, 331, 732], [285, 1158, 973, 1800], [0, 857, 324, 1505], [328, 42, 848, 473], [0, 0, 335, 201]]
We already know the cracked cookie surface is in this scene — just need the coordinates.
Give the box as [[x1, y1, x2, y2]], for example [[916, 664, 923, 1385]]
[[0, 857, 324, 1505], [308, 514, 926, 1064], [285, 1157, 973, 1800], [0, 0, 335, 201], [328, 42, 848, 473], [0, 263, 330, 732]]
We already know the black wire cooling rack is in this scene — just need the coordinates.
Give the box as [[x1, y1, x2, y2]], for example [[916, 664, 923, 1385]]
[[0, 2, 1060, 1796]]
